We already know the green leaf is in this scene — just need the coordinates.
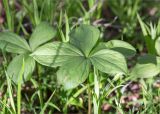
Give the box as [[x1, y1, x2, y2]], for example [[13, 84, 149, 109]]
[[0, 41, 29, 54], [0, 32, 31, 53], [7, 54, 35, 84], [90, 49, 127, 75], [155, 37, 160, 56], [69, 24, 100, 57], [130, 54, 160, 78], [31, 42, 83, 67], [137, 14, 148, 36], [57, 57, 90, 90], [29, 22, 56, 50], [105, 40, 136, 57], [131, 64, 160, 79]]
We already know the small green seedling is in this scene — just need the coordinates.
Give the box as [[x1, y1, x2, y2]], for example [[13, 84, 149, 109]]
[[137, 14, 160, 54], [0, 22, 56, 84], [131, 15, 160, 78]]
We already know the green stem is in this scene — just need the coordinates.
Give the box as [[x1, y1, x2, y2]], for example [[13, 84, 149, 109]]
[[88, 82, 91, 114], [36, 64, 43, 109], [17, 59, 25, 114], [93, 67, 99, 114]]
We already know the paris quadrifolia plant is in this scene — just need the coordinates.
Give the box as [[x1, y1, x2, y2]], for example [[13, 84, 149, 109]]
[[130, 15, 160, 80], [31, 24, 136, 114], [0, 22, 136, 114]]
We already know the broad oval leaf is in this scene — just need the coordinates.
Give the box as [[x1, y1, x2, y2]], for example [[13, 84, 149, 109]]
[[155, 37, 160, 56], [0, 41, 29, 54], [0, 32, 31, 53], [7, 54, 35, 84], [31, 42, 83, 67], [105, 40, 136, 57], [29, 22, 57, 50], [69, 24, 100, 57], [57, 57, 90, 90], [131, 64, 160, 79], [90, 49, 128, 75], [130, 54, 160, 78]]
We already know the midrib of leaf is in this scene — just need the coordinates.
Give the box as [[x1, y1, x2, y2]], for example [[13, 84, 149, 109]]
[[72, 58, 88, 83], [80, 59, 90, 80], [0, 33, 31, 51], [66, 44, 84, 56], [91, 51, 126, 64], [1, 41, 31, 53], [90, 57, 126, 74], [61, 57, 90, 87], [32, 43, 84, 56], [53, 43, 84, 56]]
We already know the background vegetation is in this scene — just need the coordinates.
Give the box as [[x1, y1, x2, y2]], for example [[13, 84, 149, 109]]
[[0, 0, 160, 114]]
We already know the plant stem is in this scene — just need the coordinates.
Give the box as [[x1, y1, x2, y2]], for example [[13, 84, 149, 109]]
[[93, 67, 99, 114], [36, 64, 43, 109], [17, 59, 25, 114], [88, 83, 91, 114]]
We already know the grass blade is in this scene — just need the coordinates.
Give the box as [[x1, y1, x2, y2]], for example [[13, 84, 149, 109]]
[[5, 71, 16, 113], [40, 90, 56, 114]]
